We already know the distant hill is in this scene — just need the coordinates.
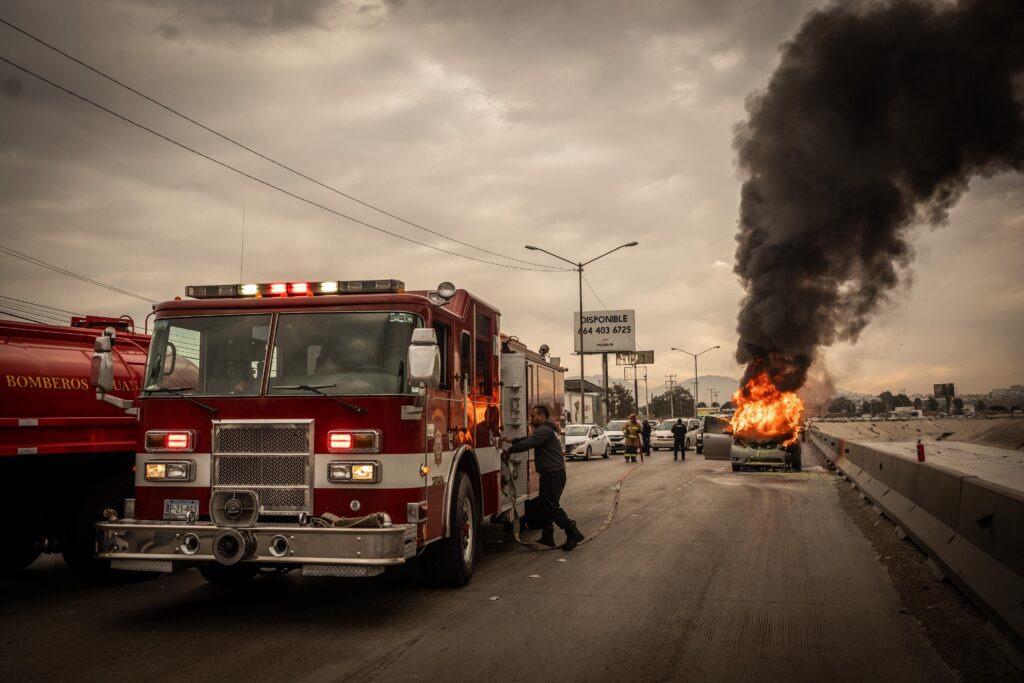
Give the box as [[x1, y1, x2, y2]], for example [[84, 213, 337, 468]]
[[575, 373, 741, 406]]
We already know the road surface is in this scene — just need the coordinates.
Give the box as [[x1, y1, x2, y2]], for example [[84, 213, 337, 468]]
[[1, 452, 958, 682]]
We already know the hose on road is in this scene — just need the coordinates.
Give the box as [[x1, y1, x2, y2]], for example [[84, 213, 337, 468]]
[[500, 451, 643, 551]]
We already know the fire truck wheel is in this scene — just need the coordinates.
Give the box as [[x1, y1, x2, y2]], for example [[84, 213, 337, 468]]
[[2, 533, 40, 574], [61, 521, 115, 579], [198, 562, 258, 585], [422, 472, 478, 587]]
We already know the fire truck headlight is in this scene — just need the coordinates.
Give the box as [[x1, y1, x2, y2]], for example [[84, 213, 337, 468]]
[[327, 430, 380, 453], [145, 430, 195, 453], [328, 461, 380, 483], [351, 464, 377, 481], [144, 461, 193, 482], [327, 462, 352, 481]]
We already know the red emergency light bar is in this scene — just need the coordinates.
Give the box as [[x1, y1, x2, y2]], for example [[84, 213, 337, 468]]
[[185, 280, 405, 299]]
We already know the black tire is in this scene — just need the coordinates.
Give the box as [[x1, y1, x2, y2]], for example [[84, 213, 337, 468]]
[[697, 444, 704, 454], [790, 445, 803, 472], [422, 472, 479, 588], [731, 463, 741, 472], [602, 445, 610, 459], [2, 533, 40, 574], [585, 446, 592, 461], [61, 518, 113, 580], [198, 562, 258, 585]]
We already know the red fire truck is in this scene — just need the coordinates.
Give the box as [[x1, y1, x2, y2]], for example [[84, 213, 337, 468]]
[[1, 316, 149, 575], [93, 279, 564, 586]]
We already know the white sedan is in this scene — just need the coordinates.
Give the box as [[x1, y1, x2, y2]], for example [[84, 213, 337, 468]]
[[563, 424, 611, 460]]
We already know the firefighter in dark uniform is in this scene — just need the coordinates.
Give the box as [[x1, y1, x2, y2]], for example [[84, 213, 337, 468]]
[[502, 405, 585, 551]]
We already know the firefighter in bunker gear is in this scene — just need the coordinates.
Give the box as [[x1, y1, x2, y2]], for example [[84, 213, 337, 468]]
[[622, 414, 642, 463]]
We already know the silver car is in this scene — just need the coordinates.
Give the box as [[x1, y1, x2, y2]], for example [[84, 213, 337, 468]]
[[605, 419, 628, 453], [730, 436, 802, 472], [698, 415, 732, 459]]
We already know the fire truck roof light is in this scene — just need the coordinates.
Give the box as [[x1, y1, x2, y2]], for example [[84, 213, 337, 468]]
[[185, 279, 405, 298]]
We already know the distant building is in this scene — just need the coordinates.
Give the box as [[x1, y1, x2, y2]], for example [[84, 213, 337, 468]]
[[564, 378, 606, 425]]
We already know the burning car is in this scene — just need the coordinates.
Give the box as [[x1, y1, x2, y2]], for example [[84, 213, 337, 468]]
[[728, 371, 805, 473], [730, 436, 802, 472]]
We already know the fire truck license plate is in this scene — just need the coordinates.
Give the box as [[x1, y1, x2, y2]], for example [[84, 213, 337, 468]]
[[163, 499, 199, 520]]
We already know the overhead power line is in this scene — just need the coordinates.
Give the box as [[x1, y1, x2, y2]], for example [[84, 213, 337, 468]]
[[0, 307, 50, 324], [0, 299, 69, 324], [0, 18, 565, 272], [0, 243, 158, 303], [0, 56, 564, 273], [0, 294, 83, 316]]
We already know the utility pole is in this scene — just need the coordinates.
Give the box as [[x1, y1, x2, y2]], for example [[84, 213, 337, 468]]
[[665, 374, 677, 417]]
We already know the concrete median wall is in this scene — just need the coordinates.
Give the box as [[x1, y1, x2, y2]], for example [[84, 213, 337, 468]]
[[807, 429, 1024, 649]]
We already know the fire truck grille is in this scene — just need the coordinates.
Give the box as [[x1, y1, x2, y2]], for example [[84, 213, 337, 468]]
[[215, 425, 310, 454], [212, 422, 313, 515], [216, 455, 308, 486]]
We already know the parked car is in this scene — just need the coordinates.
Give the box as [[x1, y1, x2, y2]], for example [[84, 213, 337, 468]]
[[730, 437, 802, 472], [698, 414, 732, 459], [605, 419, 628, 453], [564, 423, 611, 460], [651, 419, 679, 450], [685, 418, 700, 447]]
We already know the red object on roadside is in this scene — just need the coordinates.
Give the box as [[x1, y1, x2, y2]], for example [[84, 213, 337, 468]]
[[916, 439, 925, 462]]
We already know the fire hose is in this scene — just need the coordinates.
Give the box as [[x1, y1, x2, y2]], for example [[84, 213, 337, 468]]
[[500, 450, 642, 551]]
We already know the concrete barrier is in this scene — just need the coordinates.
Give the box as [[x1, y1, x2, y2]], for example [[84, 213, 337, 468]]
[[810, 426, 1024, 649], [957, 478, 1024, 577]]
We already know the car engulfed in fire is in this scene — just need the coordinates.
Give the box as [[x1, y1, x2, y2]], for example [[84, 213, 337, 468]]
[[727, 369, 805, 473], [730, 435, 802, 472]]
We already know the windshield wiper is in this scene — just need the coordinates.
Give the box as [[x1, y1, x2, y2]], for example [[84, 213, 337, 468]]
[[271, 384, 367, 414], [144, 387, 218, 418]]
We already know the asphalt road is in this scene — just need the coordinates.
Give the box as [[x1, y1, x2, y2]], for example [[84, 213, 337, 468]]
[[1, 452, 956, 682]]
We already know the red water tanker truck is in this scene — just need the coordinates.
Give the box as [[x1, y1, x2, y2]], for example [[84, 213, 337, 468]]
[[0, 316, 149, 575]]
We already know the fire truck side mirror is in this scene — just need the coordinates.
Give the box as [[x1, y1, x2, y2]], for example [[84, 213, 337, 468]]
[[91, 329, 116, 394], [408, 328, 440, 388]]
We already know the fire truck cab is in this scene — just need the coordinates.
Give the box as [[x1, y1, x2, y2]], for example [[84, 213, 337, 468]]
[[93, 279, 563, 586]]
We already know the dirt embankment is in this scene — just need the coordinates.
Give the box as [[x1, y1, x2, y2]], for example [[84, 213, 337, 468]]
[[813, 417, 1024, 451]]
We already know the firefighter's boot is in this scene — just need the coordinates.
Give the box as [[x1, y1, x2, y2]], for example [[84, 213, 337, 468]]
[[537, 527, 556, 548], [562, 522, 584, 552]]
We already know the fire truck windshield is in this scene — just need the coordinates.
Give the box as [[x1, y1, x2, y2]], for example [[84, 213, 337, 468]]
[[267, 311, 421, 396], [144, 314, 271, 396]]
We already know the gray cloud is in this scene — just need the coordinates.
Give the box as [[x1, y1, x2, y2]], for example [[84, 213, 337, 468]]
[[0, 0, 1020, 396]]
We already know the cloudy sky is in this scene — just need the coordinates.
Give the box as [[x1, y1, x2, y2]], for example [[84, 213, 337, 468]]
[[1, 0, 1021, 399]]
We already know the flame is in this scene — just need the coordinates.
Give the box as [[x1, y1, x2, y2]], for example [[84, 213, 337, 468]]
[[730, 371, 805, 446]]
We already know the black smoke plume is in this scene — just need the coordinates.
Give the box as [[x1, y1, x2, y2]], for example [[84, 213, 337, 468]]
[[733, 0, 1023, 393]]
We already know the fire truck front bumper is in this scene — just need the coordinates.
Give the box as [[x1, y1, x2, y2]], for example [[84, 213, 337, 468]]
[[96, 520, 418, 577]]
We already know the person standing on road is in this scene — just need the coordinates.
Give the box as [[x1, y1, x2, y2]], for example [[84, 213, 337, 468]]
[[641, 419, 653, 458], [671, 418, 688, 461], [502, 405, 585, 551], [622, 414, 642, 463]]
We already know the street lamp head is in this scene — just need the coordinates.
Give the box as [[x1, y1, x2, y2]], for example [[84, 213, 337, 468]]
[[625, 241, 639, 247], [524, 245, 539, 251]]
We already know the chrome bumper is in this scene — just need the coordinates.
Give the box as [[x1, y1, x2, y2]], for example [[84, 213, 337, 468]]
[[97, 520, 418, 568]]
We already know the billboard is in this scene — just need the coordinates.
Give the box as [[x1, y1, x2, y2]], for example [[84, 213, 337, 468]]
[[615, 350, 654, 365], [573, 309, 636, 354], [933, 383, 956, 398]]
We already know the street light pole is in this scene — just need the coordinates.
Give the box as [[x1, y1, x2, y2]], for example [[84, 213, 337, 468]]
[[526, 241, 638, 425], [671, 345, 720, 418]]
